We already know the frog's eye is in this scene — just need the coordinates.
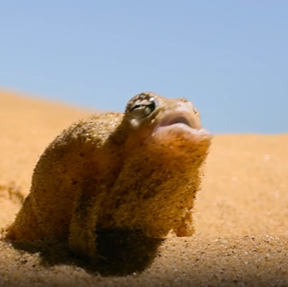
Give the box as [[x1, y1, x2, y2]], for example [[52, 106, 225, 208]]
[[128, 94, 158, 119]]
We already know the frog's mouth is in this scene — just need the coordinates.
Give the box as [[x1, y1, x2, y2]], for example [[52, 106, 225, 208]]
[[158, 111, 199, 129], [152, 111, 212, 141]]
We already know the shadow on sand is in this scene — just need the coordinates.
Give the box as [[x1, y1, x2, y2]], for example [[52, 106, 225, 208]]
[[8, 229, 164, 276]]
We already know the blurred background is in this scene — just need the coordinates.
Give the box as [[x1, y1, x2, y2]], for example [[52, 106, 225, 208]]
[[0, 1, 287, 134]]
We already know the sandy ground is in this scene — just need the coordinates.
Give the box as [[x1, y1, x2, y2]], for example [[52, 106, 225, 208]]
[[0, 90, 287, 287]]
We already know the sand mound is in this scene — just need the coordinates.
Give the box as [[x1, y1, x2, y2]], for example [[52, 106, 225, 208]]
[[0, 90, 287, 287]]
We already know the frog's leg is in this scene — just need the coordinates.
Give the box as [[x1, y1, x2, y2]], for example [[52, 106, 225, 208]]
[[173, 190, 196, 237], [173, 210, 195, 237], [5, 194, 41, 241], [69, 183, 99, 258]]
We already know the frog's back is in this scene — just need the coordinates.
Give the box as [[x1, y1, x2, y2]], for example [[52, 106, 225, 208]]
[[6, 112, 124, 241]]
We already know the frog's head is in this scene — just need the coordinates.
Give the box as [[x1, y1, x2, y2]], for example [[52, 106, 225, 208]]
[[123, 92, 212, 154]]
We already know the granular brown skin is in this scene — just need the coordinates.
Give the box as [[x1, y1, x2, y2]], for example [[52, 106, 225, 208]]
[[5, 92, 212, 258]]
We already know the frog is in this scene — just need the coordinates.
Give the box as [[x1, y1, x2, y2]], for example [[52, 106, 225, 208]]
[[5, 92, 212, 259]]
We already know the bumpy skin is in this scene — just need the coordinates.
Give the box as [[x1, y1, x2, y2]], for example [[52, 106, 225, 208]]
[[6, 92, 212, 258]]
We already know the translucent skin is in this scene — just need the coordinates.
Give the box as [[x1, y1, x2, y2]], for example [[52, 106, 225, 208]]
[[5, 92, 212, 258]]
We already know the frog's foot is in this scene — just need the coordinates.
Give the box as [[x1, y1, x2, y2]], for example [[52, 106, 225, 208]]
[[173, 211, 195, 237], [69, 222, 97, 258]]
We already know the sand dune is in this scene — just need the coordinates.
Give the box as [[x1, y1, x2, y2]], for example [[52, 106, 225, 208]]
[[0, 90, 287, 287]]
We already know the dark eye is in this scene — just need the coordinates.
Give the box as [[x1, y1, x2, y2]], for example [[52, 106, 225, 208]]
[[130, 99, 156, 114], [126, 93, 158, 119]]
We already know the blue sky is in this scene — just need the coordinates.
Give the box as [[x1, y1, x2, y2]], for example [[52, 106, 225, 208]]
[[0, 1, 287, 134]]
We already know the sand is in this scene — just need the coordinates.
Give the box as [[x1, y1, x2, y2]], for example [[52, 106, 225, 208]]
[[0, 90, 287, 287]]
